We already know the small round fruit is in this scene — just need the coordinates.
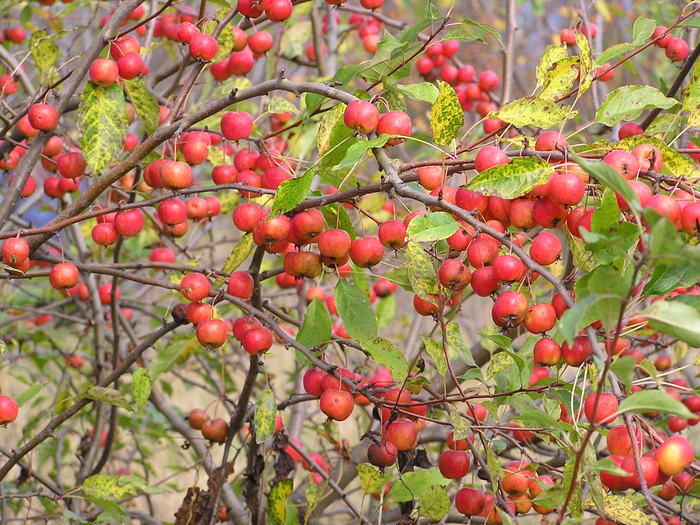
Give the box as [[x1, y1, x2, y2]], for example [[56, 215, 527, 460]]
[[0, 396, 18, 425], [438, 449, 470, 479], [584, 393, 618, 424], [201, 417, 228, 443], [319, 389, 354, 421], [367, 442, 398, 467], [189, 408, 210, 430]]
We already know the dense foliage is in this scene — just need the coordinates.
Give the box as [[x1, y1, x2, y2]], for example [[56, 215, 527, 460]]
[[0, 1, 700, 524]]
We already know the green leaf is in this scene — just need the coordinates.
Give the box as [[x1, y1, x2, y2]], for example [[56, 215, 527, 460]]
[[394, 82, 439, 103], [268, 479, 293, 525], [420, 485, 450, 520], [81, 387, 134, 411], [487, 351, 513, 380], [445, 322, 477, 367], [357, 464, 387, 494], [575, 29, 593, 95], [203, 22, 234, 64], [642, 300, 700, 347], [297, 298, 332, 348], [538, 57, 580, 101], [82, 474, 164, 501], [407, 212, 458, 243], [491, 96, 578, 129], [609, 355, 637, 392], [255, 387, 276, 443], [643, 264, 700, 296], [333, 135, 391, 170], [405, 375, 430, 394], [319, 107, 357, 188], [357, 33, 422, 84], [440, 26, 482, 43], [595, 86, 677, 127], [592, 18, 654, 68], [15, 383, 44, 407], [450, 410, 471, 440], [131, 368, 151, 410], [683, 60, 700, 128], [318, 103, 345, 155], [397, 16, 434, 45], [78, 82, 128, 175], [304, 475, 319, 524], [536, 44, 569, 88], [29, 30, 59, 75], [150, 333, 198, 380], [466, 156, 554, 199], [632, 17, 656, 43], [388, 467, 448, 502], [268, 96, 299, 115], [430, 80, 464, 146], [222, 233, 254, 273], [123, 77, 160, 136], [404, 242, 438, 301], [618, 389, 693, 419], [376, 294, 395, 329], [592, 188, 620, 234], [459, 19, 504, 48], [270, 168, 316, 217], [421, 335, 446, 376], [361, 337, 408, 381], [570, 152, 640, 213], [603, 495, 655, 525], [320, 203, 356, 240], [334, 279, 377, 341]]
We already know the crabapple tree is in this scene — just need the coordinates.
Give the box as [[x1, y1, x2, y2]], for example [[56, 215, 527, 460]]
[[0, 1, 700, 525]]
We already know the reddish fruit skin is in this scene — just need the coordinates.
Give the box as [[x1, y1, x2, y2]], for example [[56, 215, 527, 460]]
[[2, 238, 29, 265], [0, 396, 18, 424], [584, 393, 618, 424], [561, 336, 592, 367], [189, 408, 210, 430], [438, 450, 470, 479], [632, 144, 663, 172], [350, 236, 383, 268], [114, 209, 144, 237], [438, 259, 471, 291], [342, 100, 380, 136], [242, 327, 273, 355], [455, 488, 487, 516], [491, 291, 528, 328], [533, 337, 561, 366], [189, 33, 218, 61], [92, 223, 118, 245], [655, 436, 695, 475], [367, 442, 398, 467], [524, 303, 557, 334], [535, 131, 568, 152], [478, 70, 499, 92], [413, 294, 440, 316], [117, 52, 144, 79], [378, 220, 407, 250], [474, 146, 509, 172], [548, 172, 585, 206], [221, 111, 254, 141], [196, 319, 228, 349], [180, 273, 211, 302], [666, 38, 689, 61], [376, 111, 412, 145], [621, 455, 659, 490], [49, 263, 80, 290], [681, 202, 700, 235], [303, 368, 326, 397], [416, 166, 444, 190], [185, 302, 213, 324], [28, 104, 59, 131], [530, 232, 561, 266], [201, 418, 228, 443], [319, 389, 354, 420], [384, 418, 418, 450], [89, 58, 119, 87], [227, 271, 254, 299], [57, 152, 87, 179]]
